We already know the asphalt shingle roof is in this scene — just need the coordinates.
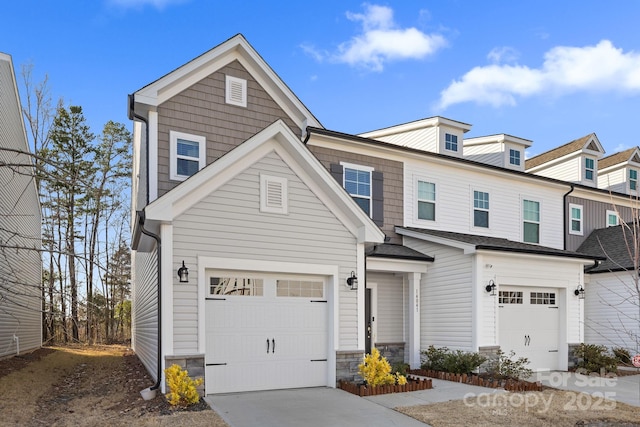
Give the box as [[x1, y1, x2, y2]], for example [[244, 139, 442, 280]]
[[577, 225, 639, 273], [525, 134, 595, 170], [598, 147, 639, 170], [366, 243, 434, 262]]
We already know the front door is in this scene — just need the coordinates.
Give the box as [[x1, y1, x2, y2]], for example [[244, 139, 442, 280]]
[[365, 288, 372, 354]]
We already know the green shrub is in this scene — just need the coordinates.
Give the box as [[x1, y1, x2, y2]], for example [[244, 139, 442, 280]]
[[574, 344, 617, 374], [392, 361, 410, 376], [485, 350, 532, 380], [612, 347, 631, 366], [421, 346, 486, 374]]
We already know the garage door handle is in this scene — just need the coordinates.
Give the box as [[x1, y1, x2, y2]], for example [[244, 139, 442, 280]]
[[272, 339, 275, 354], [267, 339, 270, 354]]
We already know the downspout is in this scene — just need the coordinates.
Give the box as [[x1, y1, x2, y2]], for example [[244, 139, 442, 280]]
[[128, 94, 150, 206], [137, 210, 162, 391], [563, 184, 575, 250]]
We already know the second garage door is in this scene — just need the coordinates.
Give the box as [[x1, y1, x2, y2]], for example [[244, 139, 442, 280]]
[[204, 273, 328, 394], [499, 286, 560, 371]]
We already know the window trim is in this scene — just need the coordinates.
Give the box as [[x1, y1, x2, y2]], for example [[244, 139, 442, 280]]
[[472, 189, 490, 229], [522, 198, 541, 244], [509, 148, 521, 166], [569, 203, 583, 236], [584, 157, 595, 182], [169, 131, 206, 181], [606, 209, 619, 227], [444, 133, 458, 152], [341, 161, 374, 217], [629, 168, 638, 192], [416, 178, 437, 222]]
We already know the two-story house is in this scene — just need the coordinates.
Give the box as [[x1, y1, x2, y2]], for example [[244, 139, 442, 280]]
[[0, 53, 42, 359]]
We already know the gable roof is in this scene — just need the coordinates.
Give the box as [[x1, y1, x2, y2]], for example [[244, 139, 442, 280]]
[[133, 120, 384, 250], [577, 224, 639, 273], [359, 116, 472, 139], [366, 243, 434, 262], [525, 133, 604, 170], [397, 227, 604, 261], [132, 34, 322, 132], [598, 147, 640, 171]]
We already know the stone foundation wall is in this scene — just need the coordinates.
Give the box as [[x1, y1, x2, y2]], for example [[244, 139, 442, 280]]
[[165, 354, 205, 395], [336, 350, 364, 383], [376, 342, 406, 366], [567, 343, 580, 369]]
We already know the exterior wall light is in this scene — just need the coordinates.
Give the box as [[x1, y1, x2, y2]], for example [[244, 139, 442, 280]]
[[574, 285, 585, 299], [346, 271, 358, 290], [177, 261, 189, 283], [485, 280, 496, 296]]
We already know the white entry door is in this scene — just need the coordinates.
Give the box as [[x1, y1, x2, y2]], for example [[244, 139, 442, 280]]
[[205, 273, 328, 394], [498, 286, 560, 371]]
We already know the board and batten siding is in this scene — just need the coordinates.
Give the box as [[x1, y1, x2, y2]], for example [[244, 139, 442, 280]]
[[584, 272, 639, 351], [404, 159, 565, 249], [368, 272, 404, 344], [156, 60, 301, 198], [404, 237, 474, 350], [172, 151, 358, 352], [0, 54, 42, 358], [132, 247, 159, 380]]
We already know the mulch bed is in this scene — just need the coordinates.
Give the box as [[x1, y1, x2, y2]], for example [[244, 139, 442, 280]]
[[338, 377, 433, 397], [410, 369, 543, 392]]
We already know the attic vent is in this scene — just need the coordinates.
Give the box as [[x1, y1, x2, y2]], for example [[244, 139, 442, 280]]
[[260, 174, 288, 214], [225, 75, 247, 107], [632, 154, 640, 163], [586, 141, 598, 151]]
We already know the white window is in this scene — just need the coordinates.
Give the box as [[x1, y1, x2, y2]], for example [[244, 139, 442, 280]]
[[225, 75, 247, 107], [445, 133, 458, 152], [523, 199, 540, 244], [584, 157, 595, 181], [276, 280, 323, 298], [260, 174, 288, 214], [530, 292, 556, 305], [417, 180, 436, 221], [509, 149, 521, 166], [606, 210, 619, 227], [210, 277, 263, 296], [569, 204, 583, 235], [473, 190, 489, 228], [630, 169, 638, 191], [169, 131, 206, 181], [499, 291, 523, 304], [341, 162, 373, 216]]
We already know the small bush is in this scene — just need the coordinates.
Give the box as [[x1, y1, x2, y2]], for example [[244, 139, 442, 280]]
[[164, 364, 203, 407], [485, 350, 532, 380], [421, 346, 486, 374], [612, 347, 631, 366], [359, 348, 407, 386], [392, 362, 410, 376], [574, 344, 617, 374]]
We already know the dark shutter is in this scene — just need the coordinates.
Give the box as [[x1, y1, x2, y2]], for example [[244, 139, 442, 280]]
[[330, 163, 343, 184], [372, 171, 384, 227]]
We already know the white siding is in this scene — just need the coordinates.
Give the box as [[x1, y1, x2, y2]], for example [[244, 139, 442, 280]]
[[530, 156, 581, 183], [598, 168, 626, 194], [0, 54, 42, 358], [368, 272, 404, 343], [132, 247, 159, 379], [172, 151, 357, 352], [463, 143, 503, 167], [584, 272, 640, 352], [404, 237, 474, 350], [371, 128, 438, 152], [404, 159, 565, 249]]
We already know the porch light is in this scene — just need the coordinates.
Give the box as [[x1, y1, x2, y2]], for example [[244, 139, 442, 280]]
[[346, 271, 358, 290], [574, 285, 585, 299], [485, 280, 496, 296], [177, 261, 189, 283]]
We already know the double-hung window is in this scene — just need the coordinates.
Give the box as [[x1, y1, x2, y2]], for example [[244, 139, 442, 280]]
[[343, 164, 372, 215], [523, 199, 540, 243], [473, 191, 489, 228], [584, 158, 595, 181], [569, 204, 583, 235], [509, 149, 521, 166], [417, 180, 436, 221], [445, 133, 458, 152], [170, 131, 206, 181], [630, 169, 638, 191]]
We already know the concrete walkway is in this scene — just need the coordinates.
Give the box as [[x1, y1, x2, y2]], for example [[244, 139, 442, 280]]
[[204, 379, 504, 427]]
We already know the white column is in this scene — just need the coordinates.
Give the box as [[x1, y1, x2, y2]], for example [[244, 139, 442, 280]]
[[408, 272, 421, 368]]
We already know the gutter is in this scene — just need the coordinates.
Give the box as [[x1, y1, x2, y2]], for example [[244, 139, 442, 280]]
[[137, 210, 162, 391], [563, 184, 575, 250], [128, 94, 150, 206]]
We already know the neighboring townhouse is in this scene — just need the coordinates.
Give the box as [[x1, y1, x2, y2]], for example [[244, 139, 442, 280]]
[[0, 53, 42, 358]]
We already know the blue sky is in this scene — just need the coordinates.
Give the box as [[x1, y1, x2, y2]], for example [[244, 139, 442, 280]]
[[3, 1, 640, 157]]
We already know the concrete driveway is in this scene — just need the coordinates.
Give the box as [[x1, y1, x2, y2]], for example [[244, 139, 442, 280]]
[[531, 371, 640, 407]]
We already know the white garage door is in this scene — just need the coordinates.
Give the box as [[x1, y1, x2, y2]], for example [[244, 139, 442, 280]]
[[205, 273, 328, 394], [499, 286, 559, 371]]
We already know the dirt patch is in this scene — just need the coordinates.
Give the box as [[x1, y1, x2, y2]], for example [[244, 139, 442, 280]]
[[0, 345, 228, 426]]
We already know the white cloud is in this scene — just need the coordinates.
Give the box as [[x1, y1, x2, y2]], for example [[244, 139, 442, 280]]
[[303, 4, 446, 72], [487, 46, 519, 64], [107, 0, 185, 10], [437, 40, 640, 110]]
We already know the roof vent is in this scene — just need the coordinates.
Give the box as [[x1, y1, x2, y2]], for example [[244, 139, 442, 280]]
[[260, 174, 288, 214], [225, 75, 247, 107]]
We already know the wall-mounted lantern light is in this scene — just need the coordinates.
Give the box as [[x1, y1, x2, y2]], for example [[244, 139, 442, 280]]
[[574, 285, 585, 299], [346, 271, 358, 290], [177, 261, 189, 283], [485, 280, 496, 296]]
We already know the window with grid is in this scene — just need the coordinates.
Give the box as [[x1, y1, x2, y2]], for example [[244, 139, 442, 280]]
[[630, 169, 638, 191], [585, 158, 595, 181], [417, 180, 436, 221], [210, 277, 263, 296], [509, 149, 521, 166], [499, 291, 523, 304], [344, 167, 372, 215], [276, 280, 323, 298], [523, 199, 540, 243], [530, 292, 556, 305], [473, 191, 489, 228], [569, 204, 583, 235], [445, 133, 458, 152]]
